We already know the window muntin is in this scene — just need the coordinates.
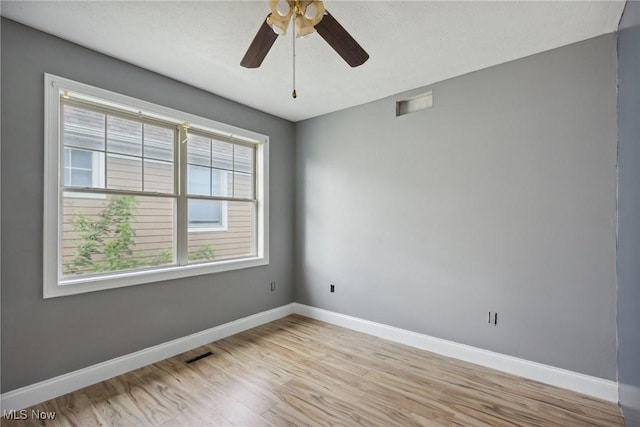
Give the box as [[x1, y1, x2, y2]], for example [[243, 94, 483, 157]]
[[185, 132, 253, 232], [61, 101, 178, 279], [45, 74, 269, 298], [61, 101, 176, 194], [185, 132, 256, 258]]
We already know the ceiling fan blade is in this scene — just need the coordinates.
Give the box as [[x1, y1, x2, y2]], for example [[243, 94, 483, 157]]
[[241, 18, 279, 68], [315, 11, 369, 67]]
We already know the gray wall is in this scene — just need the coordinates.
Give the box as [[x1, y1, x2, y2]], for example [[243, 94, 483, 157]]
[[0, 14, 622, 396], [617, 1, 640, 424], [295, 34, 618, 380], [0, 18, 296, 392]]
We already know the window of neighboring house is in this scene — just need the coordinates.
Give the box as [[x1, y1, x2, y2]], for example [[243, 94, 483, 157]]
[[187, 156, 227, 231], [44, 74, 269, 298], [62, 105, 106, 196], [63, 147, 105, 189]]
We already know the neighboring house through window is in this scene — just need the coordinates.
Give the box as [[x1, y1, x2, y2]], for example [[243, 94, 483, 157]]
[[187, 147, 227, 231], [44, 74, 269, 298], [62, 104, 106, 192], [63, 147, 103, 188]]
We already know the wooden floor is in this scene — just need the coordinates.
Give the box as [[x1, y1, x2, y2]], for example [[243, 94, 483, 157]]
[[3, 315, 624, 426]]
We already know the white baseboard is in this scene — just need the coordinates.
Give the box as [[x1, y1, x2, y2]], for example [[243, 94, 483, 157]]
[[0, 303, 295, 412], [619, 383, 640, 424], [293, 303, 619, 403], [0, 301, 619, 412]]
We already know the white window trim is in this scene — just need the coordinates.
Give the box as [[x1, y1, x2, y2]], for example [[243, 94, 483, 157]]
[[44, 74, 269, 298]]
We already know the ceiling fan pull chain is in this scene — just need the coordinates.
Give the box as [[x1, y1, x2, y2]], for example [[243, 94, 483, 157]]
[[292, 18, 297, 99]]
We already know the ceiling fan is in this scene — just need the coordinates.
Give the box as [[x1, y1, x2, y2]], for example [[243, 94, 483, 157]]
[[240, 0, 369, 69]]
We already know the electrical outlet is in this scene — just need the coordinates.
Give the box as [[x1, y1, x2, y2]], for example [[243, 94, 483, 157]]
[[330, 284, 335, 293], [488, 312, 498, 326], [270, 281, 276, 291]]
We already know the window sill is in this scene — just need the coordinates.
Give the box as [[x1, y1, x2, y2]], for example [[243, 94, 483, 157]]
[[63, 191, 106, 200], [188, 225, 228, 233], [45, 255, 268, 299]]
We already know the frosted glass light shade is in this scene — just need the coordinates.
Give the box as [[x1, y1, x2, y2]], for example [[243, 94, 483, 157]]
[[267, 13, 291, 35], [305, 3, 317, 19], [276, 0, 290, 17]]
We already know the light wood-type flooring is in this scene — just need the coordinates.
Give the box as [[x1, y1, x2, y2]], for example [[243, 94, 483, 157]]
[[2, 315, 624, 426]]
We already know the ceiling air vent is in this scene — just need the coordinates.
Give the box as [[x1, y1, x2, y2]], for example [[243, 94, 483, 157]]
[[396, 91, 433, 117]]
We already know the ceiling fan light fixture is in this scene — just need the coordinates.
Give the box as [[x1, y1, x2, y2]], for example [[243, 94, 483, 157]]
[[304, 3, 317, 19], [241, 0, 368, 70], [267, 13, 290, 35], [268, 0, 293, 35], [295, 15, 316, 38], [308, 1, 325, 26], [275, 0, 291, 17]]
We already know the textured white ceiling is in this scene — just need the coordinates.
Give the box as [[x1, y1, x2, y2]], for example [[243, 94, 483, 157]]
[[1, 1, 625, 122]]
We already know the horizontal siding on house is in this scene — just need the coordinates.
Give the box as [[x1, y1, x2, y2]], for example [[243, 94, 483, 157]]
[[62, 157, 254, 276]]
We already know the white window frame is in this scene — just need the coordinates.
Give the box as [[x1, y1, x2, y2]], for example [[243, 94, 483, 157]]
[[44, 74, 269, 298]]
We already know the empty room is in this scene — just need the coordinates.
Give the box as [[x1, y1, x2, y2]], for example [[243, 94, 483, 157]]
[[1, 1, 639, 425]]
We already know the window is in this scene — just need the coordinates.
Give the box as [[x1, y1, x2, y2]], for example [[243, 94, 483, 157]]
[[62, 104, 107, 191], [186, 144, 227, 231], [64, 148, 97, 187], [63, 147, 106, 199], [44, 74, 269, 298]]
